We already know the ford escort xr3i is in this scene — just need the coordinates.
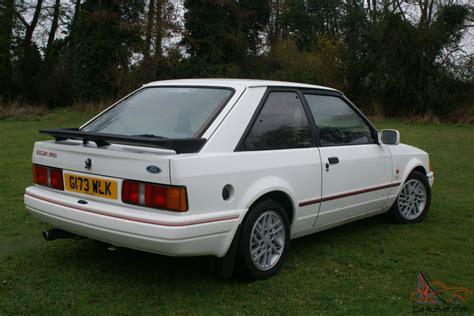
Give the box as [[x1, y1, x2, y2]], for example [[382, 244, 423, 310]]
[[24, 79, 434, 279]]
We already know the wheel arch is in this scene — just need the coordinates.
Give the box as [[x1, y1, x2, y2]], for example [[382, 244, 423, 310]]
[[412, 165, 427, 175], [219, 186, 295, 277], [239, 177, 297, 225], [247, 191, 295, 225], [400, 157, 427, 184], [389, 163, 432, 224]]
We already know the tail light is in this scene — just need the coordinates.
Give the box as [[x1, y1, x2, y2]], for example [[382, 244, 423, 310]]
[[429, 160, 432, 172], [122, 180, 188, 212], [33, 164, 64, 190]]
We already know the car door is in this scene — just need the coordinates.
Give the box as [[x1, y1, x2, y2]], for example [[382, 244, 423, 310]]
[[235, 89, 323, 234], [303, 92, 393, 227]]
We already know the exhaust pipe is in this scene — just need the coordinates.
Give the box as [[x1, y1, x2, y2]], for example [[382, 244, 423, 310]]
[[42, 228, 76, 241]]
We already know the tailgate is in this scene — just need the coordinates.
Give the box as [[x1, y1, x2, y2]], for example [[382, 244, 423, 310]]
[[33, 140, 174, 201]]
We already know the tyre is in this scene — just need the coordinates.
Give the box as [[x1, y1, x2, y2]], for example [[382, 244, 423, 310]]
[[390, 170, 431, 223], [237, 199, 290, 280]]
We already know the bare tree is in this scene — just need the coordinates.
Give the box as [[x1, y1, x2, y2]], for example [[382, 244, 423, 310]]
[[46, 0, 61, 57], [267, 0, 286, 46], [418, 0, 435, 28], [154, 0, 164, 59], [0, 0, 15, 99], [144, 0, 156, 62], [19, 0, 44, 51], [72, 0, 81, 25]]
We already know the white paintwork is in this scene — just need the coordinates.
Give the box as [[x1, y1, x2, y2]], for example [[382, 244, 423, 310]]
[[24, 79, 433, 258], [143, 78, 337, 90], [316, 144, 392, 226], [380, 129, 401, 145]]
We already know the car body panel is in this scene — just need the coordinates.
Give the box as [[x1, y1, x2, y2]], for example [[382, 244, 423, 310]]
[[25, 186, 243, 257], [170, 147, 323, 236], [315, 144, 393, 227], [33, 140, 174, 185], [387, 144, 431, 193]]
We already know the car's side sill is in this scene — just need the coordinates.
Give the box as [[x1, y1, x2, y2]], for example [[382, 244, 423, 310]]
[[291, 207, 387, 239]]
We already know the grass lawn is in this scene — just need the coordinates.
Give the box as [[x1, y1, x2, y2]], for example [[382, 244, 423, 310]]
[[0, 110, 473, 315]]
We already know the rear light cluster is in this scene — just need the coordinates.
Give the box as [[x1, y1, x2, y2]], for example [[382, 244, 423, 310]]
[[122, 180, 188, 212], [33, 164, 64, 190]]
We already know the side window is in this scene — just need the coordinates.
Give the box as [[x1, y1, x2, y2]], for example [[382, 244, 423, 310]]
[[304, 94, 375, 146], [242, 92, 312, 151]]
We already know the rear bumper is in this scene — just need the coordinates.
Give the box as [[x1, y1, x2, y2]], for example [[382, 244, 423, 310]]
[[24, 186, 243, 257]]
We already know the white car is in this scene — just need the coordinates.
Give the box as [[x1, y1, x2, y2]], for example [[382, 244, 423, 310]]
[[24, 79, 434, 279]]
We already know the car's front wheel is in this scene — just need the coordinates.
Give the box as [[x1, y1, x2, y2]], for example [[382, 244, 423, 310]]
[[390, 170, 431, 223], [237, 199, 290, 280]]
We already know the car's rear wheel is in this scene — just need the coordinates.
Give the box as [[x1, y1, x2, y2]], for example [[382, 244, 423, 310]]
[[390, 171, 431, 223], [237, 199, 290, 280]]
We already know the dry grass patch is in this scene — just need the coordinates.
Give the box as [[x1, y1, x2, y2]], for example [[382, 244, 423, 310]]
[[71, 100, 113, 113], [0, 102, 49, 119], [450, 104, 474, 124]]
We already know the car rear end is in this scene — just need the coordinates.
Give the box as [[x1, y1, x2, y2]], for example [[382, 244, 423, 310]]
[[24, 83, 243, 257]]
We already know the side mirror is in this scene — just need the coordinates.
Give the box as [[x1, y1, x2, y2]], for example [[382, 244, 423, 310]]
[[380, 129, 400, 145]]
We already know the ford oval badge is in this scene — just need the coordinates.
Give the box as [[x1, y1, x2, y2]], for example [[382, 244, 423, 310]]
[[146, 165, 161, 174]]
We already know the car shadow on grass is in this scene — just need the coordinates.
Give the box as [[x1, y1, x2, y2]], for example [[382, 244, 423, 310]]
[[41, 212, 393, 284]]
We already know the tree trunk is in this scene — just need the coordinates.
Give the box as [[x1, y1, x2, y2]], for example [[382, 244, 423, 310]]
[[72, 0, 81, 25], [69, 0, 81, 44], [0, 0, 15, 100], [46, 0, 61, 57], [418, 0, 435, 29], [24, 0, 44, 51], [152, 0, 163, 78], [154, 0, 163, 59], [144, 0, 155, 62]]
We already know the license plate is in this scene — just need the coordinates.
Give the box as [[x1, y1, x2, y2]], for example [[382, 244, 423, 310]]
[[64, 174, 118, 200]]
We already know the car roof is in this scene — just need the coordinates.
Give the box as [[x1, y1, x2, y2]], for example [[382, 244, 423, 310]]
[[144, 78, 338, 91]]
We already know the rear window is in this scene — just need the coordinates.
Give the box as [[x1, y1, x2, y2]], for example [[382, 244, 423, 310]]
[[81, 87, 233, 138]]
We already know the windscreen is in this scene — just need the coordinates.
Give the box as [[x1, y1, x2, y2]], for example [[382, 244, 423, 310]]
[[82, 87, 233, 138]]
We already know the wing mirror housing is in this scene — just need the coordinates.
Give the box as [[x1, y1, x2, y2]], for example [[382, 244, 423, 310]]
[[380, 129, 400, 145]]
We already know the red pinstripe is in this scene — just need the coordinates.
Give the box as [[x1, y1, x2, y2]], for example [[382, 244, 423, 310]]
[[299, 182, 401, 207], [25, 191, 239, 227]]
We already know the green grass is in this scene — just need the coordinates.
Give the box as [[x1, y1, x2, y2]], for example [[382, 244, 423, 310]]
[[1, 111, 473, 315]]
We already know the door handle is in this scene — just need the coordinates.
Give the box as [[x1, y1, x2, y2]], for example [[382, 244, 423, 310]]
[[328, 157, 339, 165]]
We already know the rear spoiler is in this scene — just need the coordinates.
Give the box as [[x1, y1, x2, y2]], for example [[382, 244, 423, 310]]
[[39, 128, 207, 154]]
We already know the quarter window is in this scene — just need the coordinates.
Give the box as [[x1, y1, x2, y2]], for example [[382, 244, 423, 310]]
[[304, 94, 375, 146], [242, 92, 312, 150]]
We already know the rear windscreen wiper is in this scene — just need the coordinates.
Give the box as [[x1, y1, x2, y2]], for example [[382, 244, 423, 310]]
[[132, 134, 167, 139]]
